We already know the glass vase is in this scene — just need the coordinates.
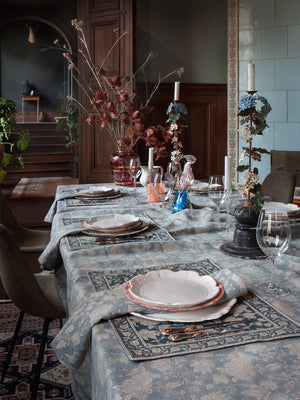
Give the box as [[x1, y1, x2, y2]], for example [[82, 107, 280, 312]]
[[109, 151, 139, 186]]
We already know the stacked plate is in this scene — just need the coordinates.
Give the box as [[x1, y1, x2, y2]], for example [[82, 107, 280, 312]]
[[263, 201, 300, 222], [81, 213, 149, 236], [74, 186, 120, 199], [125, 270, 237, 322], [190, 181, 209, 193]]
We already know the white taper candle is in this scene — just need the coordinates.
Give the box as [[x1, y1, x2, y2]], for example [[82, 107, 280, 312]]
[[174, 81, 180, 101], [224, 156, 232, 191], [247, 62, 255, 92], [148, 147, 154, 171]]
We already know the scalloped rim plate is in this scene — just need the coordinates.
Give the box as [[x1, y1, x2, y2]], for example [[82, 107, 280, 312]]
[[73, 186, 115, 197], [125, 270, 223, 311], [81, 214, 141, 233], [81, 221, 151, 237], [131, 298, 237, 322]]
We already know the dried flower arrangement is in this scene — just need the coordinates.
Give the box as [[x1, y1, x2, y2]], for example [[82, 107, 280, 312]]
[[238, 93, 271, 209], [166, 101, 188, 169], [49, 19, 184, 158]]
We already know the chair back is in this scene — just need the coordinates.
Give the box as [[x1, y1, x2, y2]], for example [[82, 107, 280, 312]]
[[0, 223, 62, 319], [262, 170, 296, 203], [0, 190, 22, 237]]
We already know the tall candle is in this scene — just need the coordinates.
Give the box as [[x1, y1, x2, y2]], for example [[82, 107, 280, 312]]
[[174, 81, 180, 101], [148, 147, 154, 171], [247, 62, 255, 92], [224, 156, 232, 191]]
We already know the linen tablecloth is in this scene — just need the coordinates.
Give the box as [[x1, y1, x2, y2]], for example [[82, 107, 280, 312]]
[[46, 183, 300, 400]]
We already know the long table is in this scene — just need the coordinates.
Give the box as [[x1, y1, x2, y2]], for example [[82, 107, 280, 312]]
[[41, 184, 300, 400]]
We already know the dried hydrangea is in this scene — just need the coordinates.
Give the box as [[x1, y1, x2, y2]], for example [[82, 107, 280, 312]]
[[239, 124, 252, 142], [240, 171, 260, 197], [237, 92, 271, 207]]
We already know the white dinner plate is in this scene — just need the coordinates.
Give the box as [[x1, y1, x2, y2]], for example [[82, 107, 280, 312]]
[[131, 298, 237, 323], [73, 186, 115, 198], [81, 214, 141, 233], [76, 191, 122, 200], [263, 201, 299, 215], [126, 270, 221, 310], [81, 221, 151, 237], [190, 181, 209, 193]]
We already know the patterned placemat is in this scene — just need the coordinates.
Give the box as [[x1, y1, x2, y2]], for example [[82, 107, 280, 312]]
[[65, 193, 137, 207], [87, 259, 300, 361], [63, 215, 174, 250]]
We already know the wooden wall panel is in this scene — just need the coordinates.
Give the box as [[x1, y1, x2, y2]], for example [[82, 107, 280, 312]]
[[141, 83, 227, 180]]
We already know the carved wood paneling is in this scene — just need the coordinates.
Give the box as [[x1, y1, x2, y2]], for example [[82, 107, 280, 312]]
[[77, 0, 133, 183]]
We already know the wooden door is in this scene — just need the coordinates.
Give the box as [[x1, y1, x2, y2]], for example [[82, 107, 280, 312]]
[[77, 0, 134, 183]]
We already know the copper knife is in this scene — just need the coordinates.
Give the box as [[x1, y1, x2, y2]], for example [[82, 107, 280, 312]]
[[160, 319, 252, 335], [168, 326, 250, 342]]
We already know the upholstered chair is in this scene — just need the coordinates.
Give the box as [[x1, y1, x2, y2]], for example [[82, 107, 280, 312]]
[[261, 170, 296, 204], [0, 223, 66, 400], [0, 189, 50, 252]]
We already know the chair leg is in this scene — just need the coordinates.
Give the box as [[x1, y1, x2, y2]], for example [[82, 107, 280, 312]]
[[30, 318, 52, 400], [1, 310, 24, 384]]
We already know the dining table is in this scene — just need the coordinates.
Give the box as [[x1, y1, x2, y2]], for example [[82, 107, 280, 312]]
[[38, 182, 300, 400]]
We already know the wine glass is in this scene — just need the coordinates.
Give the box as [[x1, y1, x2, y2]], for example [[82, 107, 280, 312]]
[[152, 172, 175, 211], [129, 156, 141, 192], [208, 175, 224, 226], [167, 161, 182, 187], [256, 209, 291, 296]]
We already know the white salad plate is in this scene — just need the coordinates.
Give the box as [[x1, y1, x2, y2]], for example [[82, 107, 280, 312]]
[[263, 201, 299, 214], [74, 186, 115, 198], [190, 181, 209, 193], [81, 221, 150, 237], [125, 270, 221, 310], [131, 298, 237, 323], [81, 214, 141, 233]]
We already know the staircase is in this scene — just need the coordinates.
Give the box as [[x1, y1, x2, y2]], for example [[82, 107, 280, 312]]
[[1, 122, 72, 189]]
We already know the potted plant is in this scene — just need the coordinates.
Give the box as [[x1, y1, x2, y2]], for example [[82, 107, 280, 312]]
[[56, 100, 78, 178], [0, 97, 30, 182]]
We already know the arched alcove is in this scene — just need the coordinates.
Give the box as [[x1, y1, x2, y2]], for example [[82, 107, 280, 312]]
[[0, 15, 74, 121]]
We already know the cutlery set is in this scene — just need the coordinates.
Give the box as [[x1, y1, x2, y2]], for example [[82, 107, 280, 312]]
[[95, 237, 140, 245], [160, 319, 252, 341]]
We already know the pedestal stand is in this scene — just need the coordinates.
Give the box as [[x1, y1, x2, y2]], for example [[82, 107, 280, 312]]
[[220, 200, 266, 259]]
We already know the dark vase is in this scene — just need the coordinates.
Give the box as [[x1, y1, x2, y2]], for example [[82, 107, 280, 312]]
[[220, 199, 266, 259], [109, 151, 138, 186]]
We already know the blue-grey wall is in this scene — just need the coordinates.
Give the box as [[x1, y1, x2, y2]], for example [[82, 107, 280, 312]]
[[136, 0, 228, 84], [1, 19, 67, 113], [239, 0, 300, 182]]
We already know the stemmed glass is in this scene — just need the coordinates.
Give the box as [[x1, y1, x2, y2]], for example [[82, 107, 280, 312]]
[[129, 156, 142, 192], [208, 175, 224, 226], [256, 209, 291, 296], [152, 172, 175, 211], [167, 161, 182, 186]]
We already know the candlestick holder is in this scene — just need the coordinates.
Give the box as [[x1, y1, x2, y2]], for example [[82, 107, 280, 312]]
[[220, 89, 271, 258]]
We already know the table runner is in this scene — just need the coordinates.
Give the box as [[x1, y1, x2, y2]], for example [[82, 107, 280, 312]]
[[88, 259, 300, 362]]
